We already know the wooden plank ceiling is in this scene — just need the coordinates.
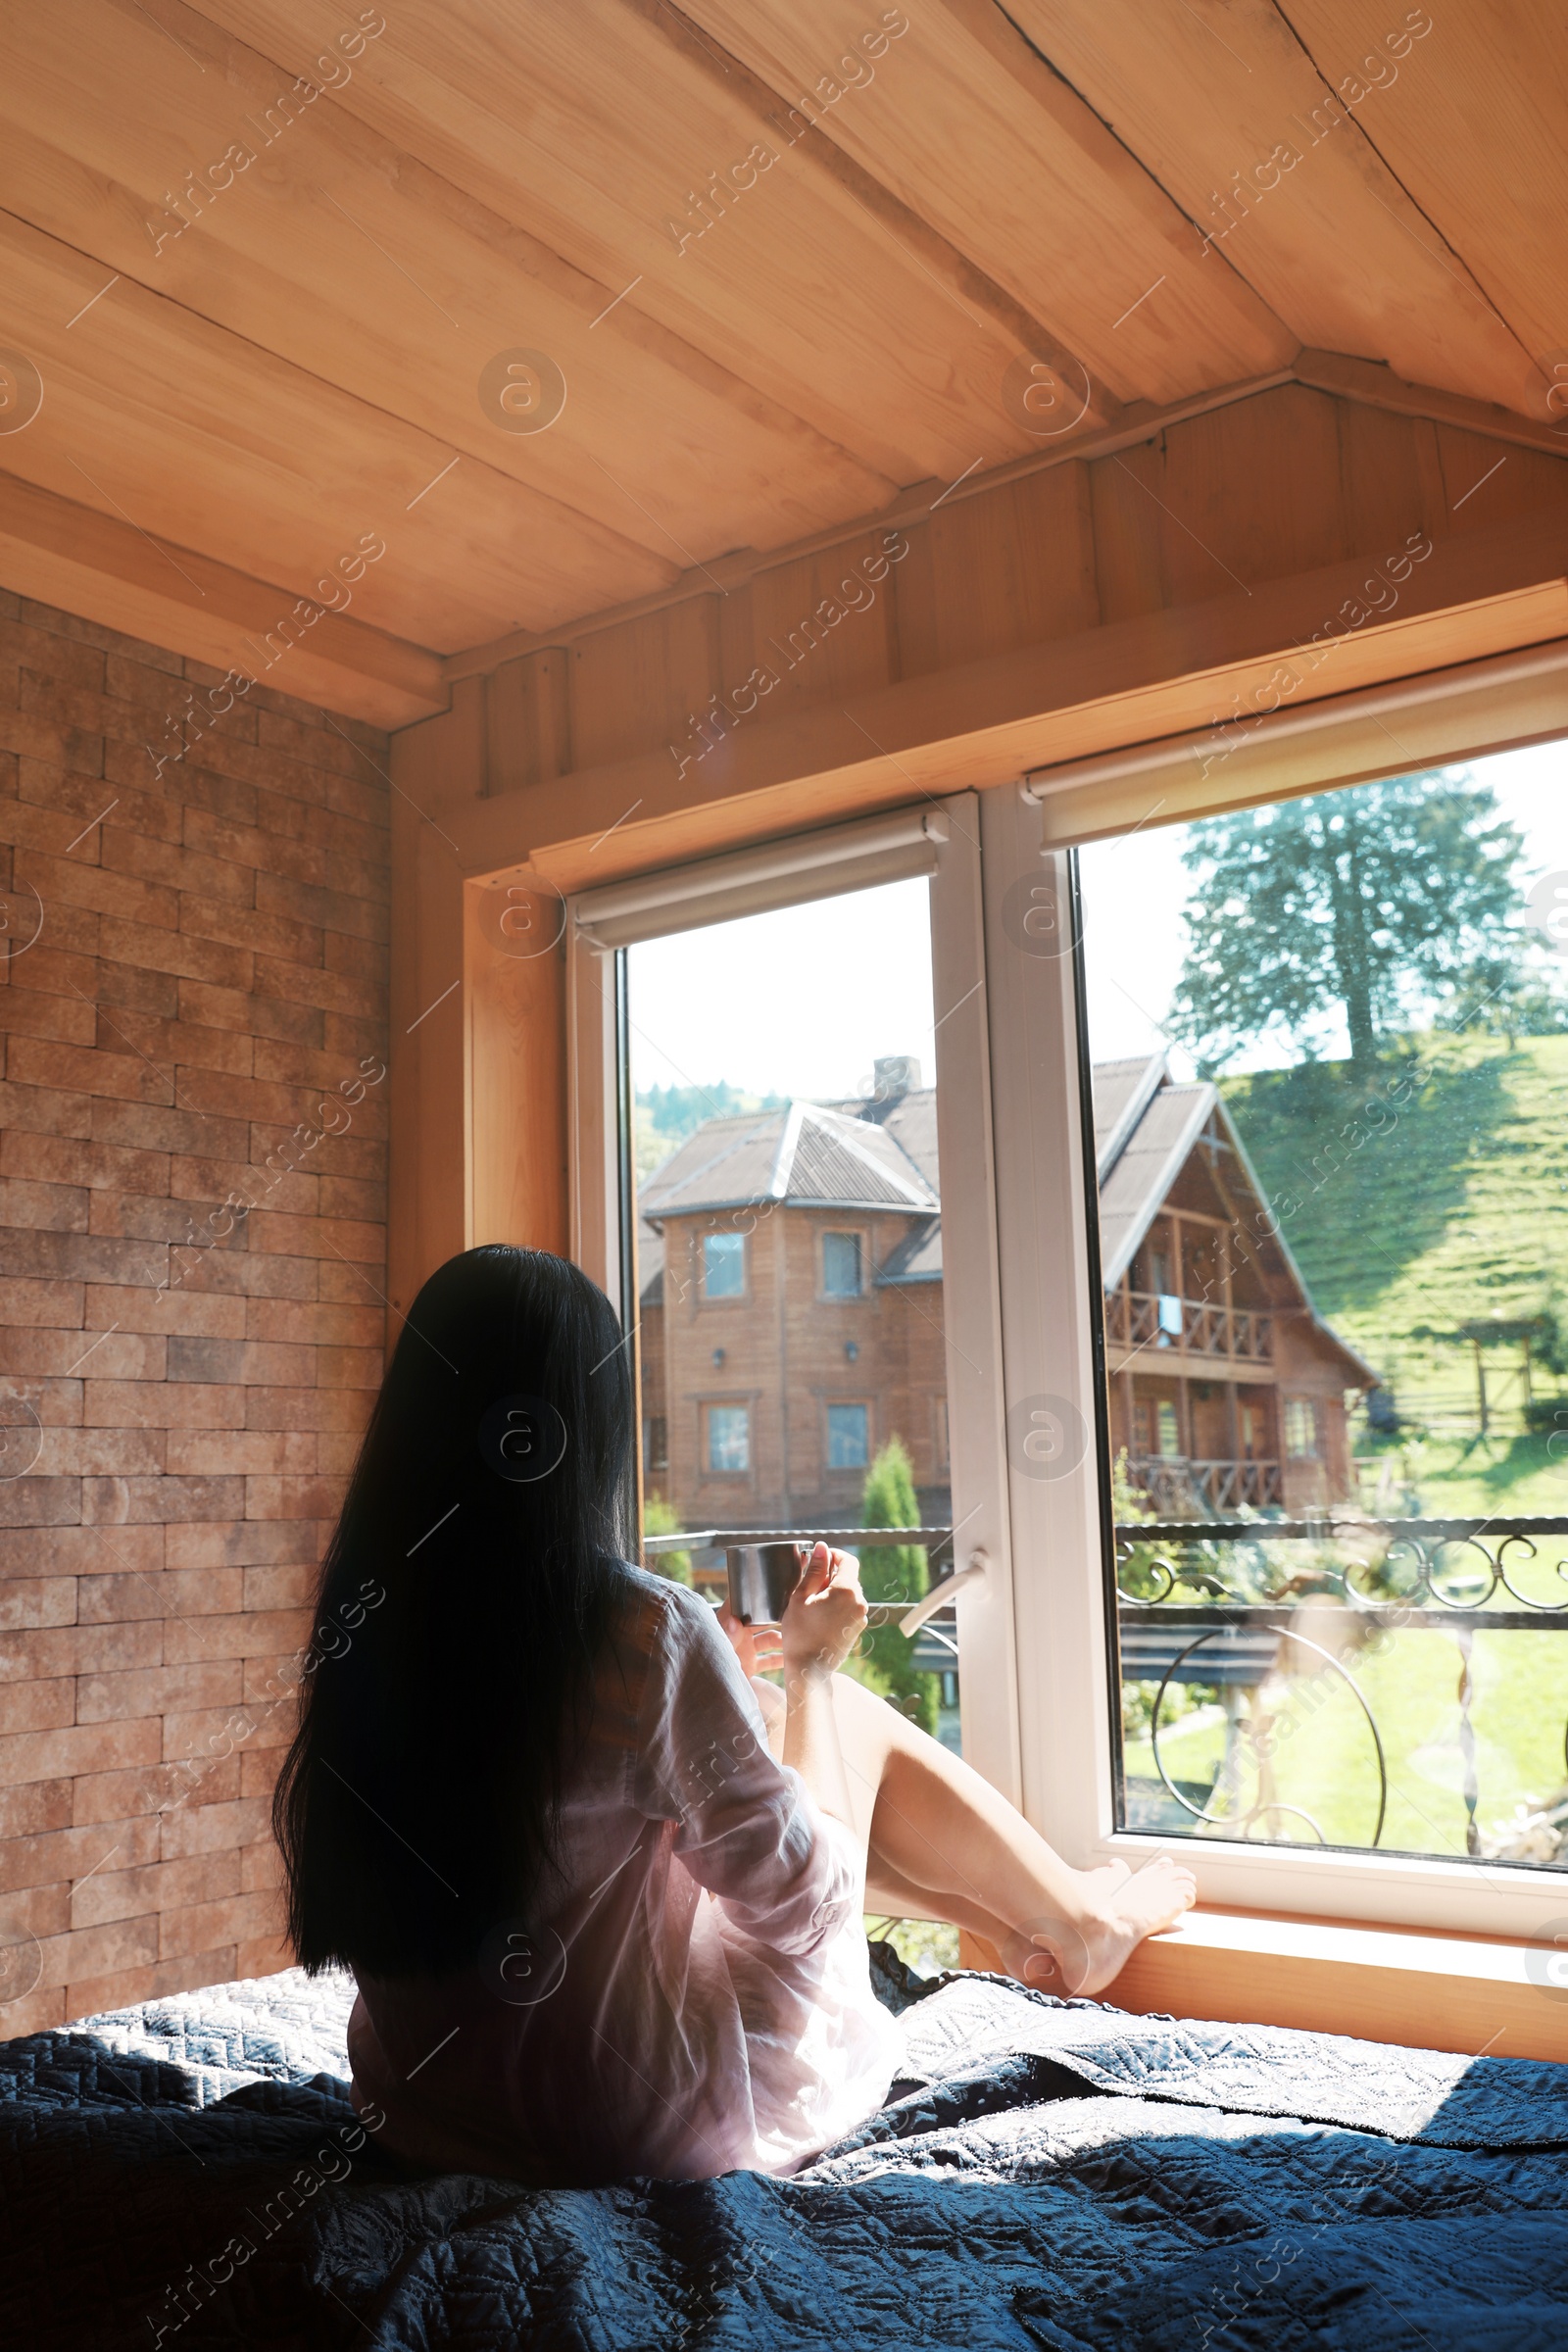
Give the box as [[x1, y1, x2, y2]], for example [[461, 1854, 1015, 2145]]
[[0, 0, 1561, 724]]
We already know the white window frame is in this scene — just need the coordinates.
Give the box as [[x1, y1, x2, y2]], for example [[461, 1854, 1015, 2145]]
[[567, 796, 1025, 1806], [824, 1397, 872, 1472], [704, 1399, 752, 1476], [702, 1228, 748, 1301], [567, 772, 1568, 1943], [988, 784, 1566, 1943], [820, 1227, 866, 1299]]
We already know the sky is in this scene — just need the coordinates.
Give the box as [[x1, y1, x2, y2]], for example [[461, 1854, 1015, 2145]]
[[625, 745, 1568, 1102], [627, 875, 935, 1103]]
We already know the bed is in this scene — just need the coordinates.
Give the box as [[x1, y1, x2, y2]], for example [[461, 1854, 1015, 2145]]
[[3, 1951, 1566, 2349]]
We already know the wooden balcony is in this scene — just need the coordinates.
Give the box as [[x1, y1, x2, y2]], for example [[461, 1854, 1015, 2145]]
[[1105, 1288, 1274, 1365], [1126, 1455, 1284, 1513]]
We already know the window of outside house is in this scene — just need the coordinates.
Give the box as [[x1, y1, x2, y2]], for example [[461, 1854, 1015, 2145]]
[[827, 1401, 870, 1470], [703, 1230, 745, 1298], [706, 1403, 750, 1473], [1078, 743, 1568, 1876], [1284, 1396, 1320, 1458], [822, 1230, 863, 1297], [645, 1415, 668, 1472]]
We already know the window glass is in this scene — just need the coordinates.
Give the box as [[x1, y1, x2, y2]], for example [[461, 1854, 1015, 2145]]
[[1079, 748, 1568, 1869], [626, 875, 960, 1751], [823, 1230, 863, 1296], [1284, 1396, 1319, 1458], [827, 1401, 870, 1469], [703, 1230, 746, 1297], [706, 1403, 750, 1472]]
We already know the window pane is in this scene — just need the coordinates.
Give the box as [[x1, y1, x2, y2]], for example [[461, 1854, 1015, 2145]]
[[626, 875, 959, 1750], [707, 1404, 750, 1472], [1079, 749, 1568, 1869], [827, 1401, 869, 1468], [703, 1230, 746, 1297], [823, 1230, 862, 1296]]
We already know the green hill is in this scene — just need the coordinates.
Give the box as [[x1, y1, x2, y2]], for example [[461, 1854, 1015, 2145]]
[[1221, 1032, 1568, 1516]]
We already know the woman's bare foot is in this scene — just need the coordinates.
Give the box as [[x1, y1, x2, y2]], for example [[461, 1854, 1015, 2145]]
[[998, 1855, 1197, 1997]]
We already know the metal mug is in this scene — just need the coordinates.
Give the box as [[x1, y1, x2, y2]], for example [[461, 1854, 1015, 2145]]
[[725, 1542, 808, 1626]]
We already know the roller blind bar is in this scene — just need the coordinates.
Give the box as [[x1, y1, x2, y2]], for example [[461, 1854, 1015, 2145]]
[[1020, 637, 1568, 846], [572, 805, 949, 949]]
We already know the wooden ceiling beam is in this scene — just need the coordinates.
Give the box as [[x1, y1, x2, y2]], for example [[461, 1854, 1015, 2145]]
[[1285, 0, 1568, 368], [1293, 350, 1567, 457], [1007, 0, 1544, 421], [180, 0, 1064, 494], [0, 467, 447, 728], [678, 0, 1294, 401], [441, 354, 1568, 679]]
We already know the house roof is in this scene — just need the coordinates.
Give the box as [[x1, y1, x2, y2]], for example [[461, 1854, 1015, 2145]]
[[640, 1099, 937, 1222], [876, 1214, 943, 1286], [1096, 1068, 1220, 1288], [1095, 1053, 1380, 1390], [637, 1058, 1377, 1383]]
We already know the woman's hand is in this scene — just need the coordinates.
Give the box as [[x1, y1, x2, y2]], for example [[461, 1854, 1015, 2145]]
[[780, 1544, 866, 1680], [716, 1606, 784, 1681]]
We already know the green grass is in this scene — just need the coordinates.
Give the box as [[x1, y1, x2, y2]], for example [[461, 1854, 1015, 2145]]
[[1221, 1032, 1568, 1516], [1125, 1619, 1568, 1859]]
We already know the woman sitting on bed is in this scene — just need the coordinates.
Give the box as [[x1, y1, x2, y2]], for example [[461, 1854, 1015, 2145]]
[[273, 1246, 1193, 2186]]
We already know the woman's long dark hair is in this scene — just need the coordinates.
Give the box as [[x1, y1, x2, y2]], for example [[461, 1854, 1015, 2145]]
[[272, 1246, 633, 1978]]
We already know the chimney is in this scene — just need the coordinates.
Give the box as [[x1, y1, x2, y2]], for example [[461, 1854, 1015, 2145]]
[[864, 1054, 920, 1121]]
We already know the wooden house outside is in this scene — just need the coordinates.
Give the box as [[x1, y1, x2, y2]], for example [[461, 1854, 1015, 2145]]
[[640, 1052, 1374, 1528]]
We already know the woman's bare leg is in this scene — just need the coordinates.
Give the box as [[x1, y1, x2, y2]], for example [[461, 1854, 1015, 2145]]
[[819, 1672, 1195, 1997]]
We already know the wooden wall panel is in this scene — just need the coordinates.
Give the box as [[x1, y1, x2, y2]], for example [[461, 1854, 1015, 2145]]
[[928, 464, 1100, 669], [386, 701, 470, 1322], [1430, 425, 1568, 534], [1085, 442, 1170, 626], [1155, 384, 1349, 600], [1333, 400, 1432, 556], [748, 532, 904, 712], [570, 598, 719, 775], [466, 889, 569, 1257]]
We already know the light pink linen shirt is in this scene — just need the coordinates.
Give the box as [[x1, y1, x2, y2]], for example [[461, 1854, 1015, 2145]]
[[347, 1570, 900, 2185]]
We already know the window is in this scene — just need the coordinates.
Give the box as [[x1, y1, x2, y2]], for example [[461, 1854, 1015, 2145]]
[[644, 1415, 668, 1472], [826, 1401, 869, 1469], [703, 1231, 745, 1298], [1076, 742, 1568, 1912], [577, 750, 1568, 1939], [1283, 1396, 1319, 1458], [822, 1230, 863, 1297], [706, 1403, 750, 1473], [612, 824, 962, 1659]]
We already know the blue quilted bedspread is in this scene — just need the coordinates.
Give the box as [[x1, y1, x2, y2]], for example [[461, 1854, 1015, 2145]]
[[3, 1954, 1566, 2349]]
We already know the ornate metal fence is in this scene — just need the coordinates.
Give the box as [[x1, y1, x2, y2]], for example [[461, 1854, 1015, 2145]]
[[1115, 1515, 1568, 1863]]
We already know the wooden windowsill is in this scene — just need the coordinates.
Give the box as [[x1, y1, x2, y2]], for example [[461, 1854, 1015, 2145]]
[[961, 1908, 1568, 2064]]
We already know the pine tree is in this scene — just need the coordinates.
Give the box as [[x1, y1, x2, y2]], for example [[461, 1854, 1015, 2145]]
[[1171, 768, 1538, 1072], [845, 1437, 939, 1735]]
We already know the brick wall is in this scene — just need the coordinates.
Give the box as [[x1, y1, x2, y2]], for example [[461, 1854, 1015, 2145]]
[[0, 590, 390, 2034]]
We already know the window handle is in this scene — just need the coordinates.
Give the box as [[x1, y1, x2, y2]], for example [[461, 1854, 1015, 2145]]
[[898, 1547, 989, 1638]]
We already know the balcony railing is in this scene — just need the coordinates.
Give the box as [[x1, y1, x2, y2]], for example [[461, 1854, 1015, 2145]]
[[1104, 1289, 1274, 1362], [1126, 1455, 1284, 1513], [1115, 1514, 1568, 1865]]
